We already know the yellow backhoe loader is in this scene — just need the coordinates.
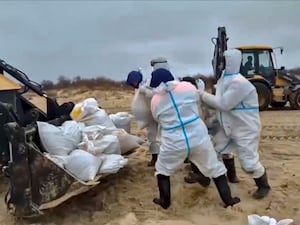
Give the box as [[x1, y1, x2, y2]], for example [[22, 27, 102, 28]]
[[211, 27, 300, 111]]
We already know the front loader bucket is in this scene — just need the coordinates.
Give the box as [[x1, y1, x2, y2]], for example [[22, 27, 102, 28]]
[[3, 122, 104, 218]]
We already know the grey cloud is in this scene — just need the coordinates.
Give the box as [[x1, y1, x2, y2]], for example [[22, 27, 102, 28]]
[[0, 1, 300, 83]]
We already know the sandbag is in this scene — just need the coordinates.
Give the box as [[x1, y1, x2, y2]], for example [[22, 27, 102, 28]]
[[81, 125, 106, 140], [64, 149, 102, 181], [44, 153, 66, 168], [248, 214, 294, 225], [82, 109, 116, 129], [82, 126, 141, 153], [131, 135, 145, 145], [70, 98, 99, 121], [37, 121, 82, 156], [79, 134, 121, 155], [111, 129, 141, 154], [109, 113, 133, 133], [97, 154, 128, 174], [62, 120, 85, 140], [131, 89, 153, 129]]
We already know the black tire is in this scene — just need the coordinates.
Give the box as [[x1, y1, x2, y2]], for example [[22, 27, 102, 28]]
[[271, 102, 286, 108], [252, 82, 272, 111], [289, 89, 300, 110]]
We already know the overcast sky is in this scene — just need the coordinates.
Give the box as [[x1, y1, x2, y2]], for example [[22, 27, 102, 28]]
[[0, 1, 300, 83]]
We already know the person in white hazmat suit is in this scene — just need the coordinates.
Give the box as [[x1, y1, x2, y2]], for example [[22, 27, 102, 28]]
[[149, 68, 240, 209], [180, 76, 240, 185], [198, 49, 271, 199], [126, 70, 160, 166], [126, 57, 171, 166]]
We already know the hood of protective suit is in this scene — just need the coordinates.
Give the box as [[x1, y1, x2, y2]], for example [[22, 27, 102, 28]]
[[150, 68, 175, 88], [151, 57, 170, 71], [224, 49, 242, 74]]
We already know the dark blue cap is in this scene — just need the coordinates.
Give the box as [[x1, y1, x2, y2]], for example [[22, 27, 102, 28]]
[[126, 70, 143, 88], [150, 68, 174, 88]]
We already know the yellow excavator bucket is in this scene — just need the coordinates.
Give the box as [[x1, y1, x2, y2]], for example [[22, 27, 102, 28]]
[[0, 75, 21, 91]]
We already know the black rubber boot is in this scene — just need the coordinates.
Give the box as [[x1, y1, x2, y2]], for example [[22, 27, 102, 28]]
[[184, 162, 211, 187], [153, 174, 171, 209], [252, 170, 271, 199], [147, 154, 158, 167], [213, 174, 241, 208], [222, 157, 239, 183]]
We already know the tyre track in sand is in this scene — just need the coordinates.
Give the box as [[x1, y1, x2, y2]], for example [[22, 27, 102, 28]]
[[260, 110, 300, 141]]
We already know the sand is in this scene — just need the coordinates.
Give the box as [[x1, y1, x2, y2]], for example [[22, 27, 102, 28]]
[[1, 89, 299, 225]]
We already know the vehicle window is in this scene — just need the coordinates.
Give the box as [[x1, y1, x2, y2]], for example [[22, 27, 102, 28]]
[[258, 50, 273, 75], [241, 52, 255, 76]]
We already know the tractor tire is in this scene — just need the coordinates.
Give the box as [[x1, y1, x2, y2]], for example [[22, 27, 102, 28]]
[[253, 82, 272, 111], [289, 89, 300, 110], [271, 102, 286, 108]]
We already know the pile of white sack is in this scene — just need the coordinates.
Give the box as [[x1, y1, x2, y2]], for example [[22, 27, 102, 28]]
[[38, 98, 144, 182], [248, 214, 294, 225]]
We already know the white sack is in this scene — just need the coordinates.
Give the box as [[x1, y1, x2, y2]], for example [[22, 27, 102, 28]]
[[81, 125, 106, 140], [109, 113, 133, 133], [61, 120, 85, 140], [37, 121, 82, 156], [248, 214, 294, 225], [115, 112, 131, 117], [111, 129, 140, 154], [131, 90, 153, 129], [97, 154, 128, 174], [64, 149, 102, 181], [79, 134, 121, 155], [44, 153, 66, 168], [131, 135, 145, 145], [70, 98, 99, 121], [83, 109, 116, 129]]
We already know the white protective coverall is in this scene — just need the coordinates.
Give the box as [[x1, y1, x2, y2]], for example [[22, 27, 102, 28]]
[[131, 58, 170, 158], [132, 79, 160, 155], [150, 80, 226, 178], [200, 49, 265, 179]]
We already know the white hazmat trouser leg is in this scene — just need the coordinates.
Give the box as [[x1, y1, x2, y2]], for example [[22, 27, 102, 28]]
[[212, 128, 235, 159], [147, 122, 160, 154], [234, 136, 265, 179], [155, 135, 226, 178], [189, 136, 227, 178], [155, 146, 186, 176]]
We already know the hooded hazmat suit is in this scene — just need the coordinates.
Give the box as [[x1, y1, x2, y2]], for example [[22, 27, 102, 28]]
[[199, 49, 271, 199], [128, 57, 171, 166], [179, 77, 239, 185], [127, 70, 160, 166], [149, 68, 240, 209]]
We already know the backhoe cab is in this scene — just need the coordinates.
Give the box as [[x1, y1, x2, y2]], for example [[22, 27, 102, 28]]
[[211, 27, 300, 111]]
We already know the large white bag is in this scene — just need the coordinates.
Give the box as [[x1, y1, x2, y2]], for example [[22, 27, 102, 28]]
[[62, 120, 85, 140], [97, 154, 128, 174], [111, 129, 141, 154], [109, 112, 133, 133], [248, 214, 294, 225], [37, 121, 83, 156], [70, 98, 99, 121], [131, 89, 154, 129], [64, 150, 102, 181], [81, 125, 106, 140], [79, 134, 121, 155], [83, 109, 116, 129]]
